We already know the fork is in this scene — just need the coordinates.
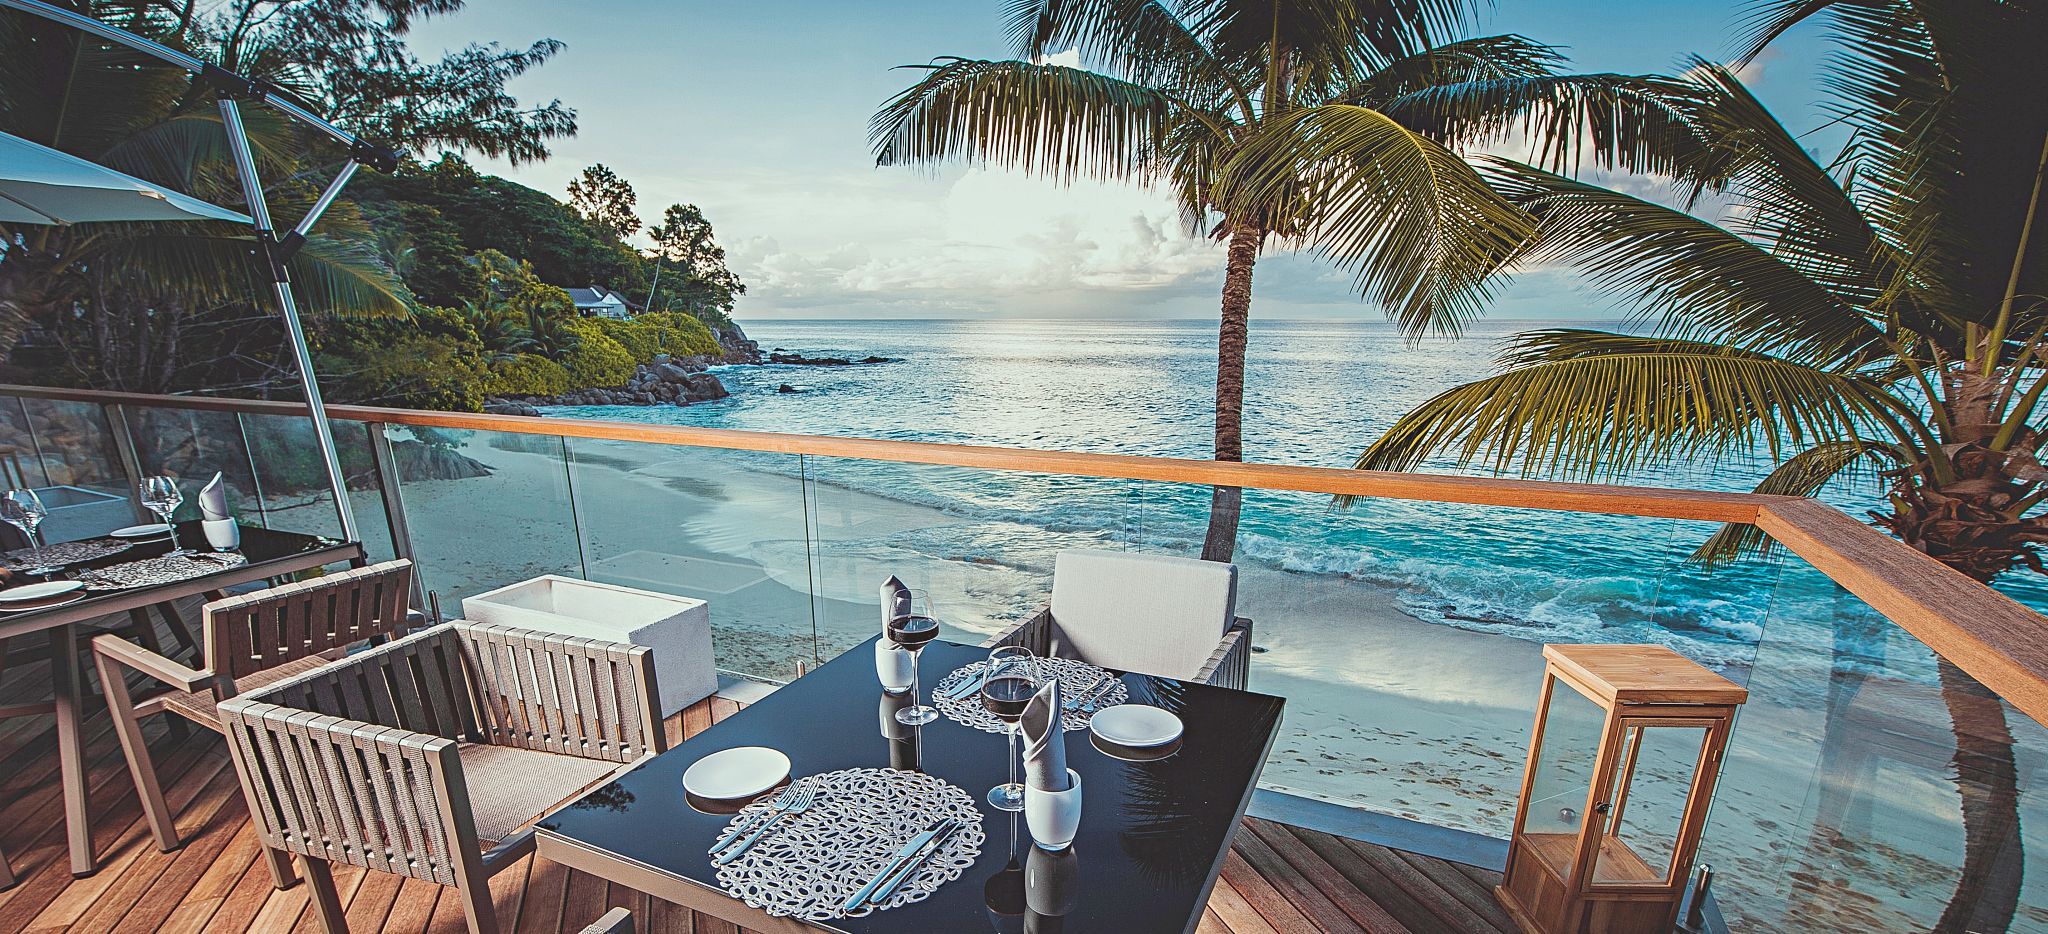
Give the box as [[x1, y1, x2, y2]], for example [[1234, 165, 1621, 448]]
[[1062, 672, 1108, 711], [710, 782, 808, 854], [712, 780, 818, 866]]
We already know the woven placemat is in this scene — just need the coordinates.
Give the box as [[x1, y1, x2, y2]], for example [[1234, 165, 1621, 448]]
[[711, 768, 983, 920], [77, 552, 246, 590], [931, 656, 1127, 734], [0, 538, 131, 570]]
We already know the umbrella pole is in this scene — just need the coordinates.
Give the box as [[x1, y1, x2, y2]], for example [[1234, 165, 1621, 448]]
[[218, 99, 359, 544]]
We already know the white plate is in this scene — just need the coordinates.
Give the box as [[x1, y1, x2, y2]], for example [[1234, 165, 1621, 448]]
[[0, 580, 85, 602], [110, 523, 172, 539], [682, 746, 791, 800], [0, 592, 85, 613], [1088, 704, 1184, 748]]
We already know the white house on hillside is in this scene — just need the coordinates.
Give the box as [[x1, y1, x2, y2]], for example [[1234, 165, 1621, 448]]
[[567, 286, 632, 320]]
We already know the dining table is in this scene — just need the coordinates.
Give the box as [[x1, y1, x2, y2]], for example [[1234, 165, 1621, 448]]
[[0, 520, 362, 876], [536, 634, 1286, 934]]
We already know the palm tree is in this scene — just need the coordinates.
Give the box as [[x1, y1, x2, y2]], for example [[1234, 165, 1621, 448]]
[[872, 0, 1682, 561], [1354, 3, 2048, 929]]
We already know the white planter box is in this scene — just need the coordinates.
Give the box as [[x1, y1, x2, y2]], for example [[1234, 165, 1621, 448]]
[[463, 575, 714, 717]]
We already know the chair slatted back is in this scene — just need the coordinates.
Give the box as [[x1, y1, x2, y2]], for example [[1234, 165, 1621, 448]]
[[259, 626, 480, 743], [205, 559, 414, 685], [455, 624, 654, 763]]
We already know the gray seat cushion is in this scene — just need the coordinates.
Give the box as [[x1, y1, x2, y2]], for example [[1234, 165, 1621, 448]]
[[1046, 549, 1237, 681], [457, 743, 620, 845]]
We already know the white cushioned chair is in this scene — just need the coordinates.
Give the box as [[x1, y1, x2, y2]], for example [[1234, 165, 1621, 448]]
[[988, 549, 1251, 689]]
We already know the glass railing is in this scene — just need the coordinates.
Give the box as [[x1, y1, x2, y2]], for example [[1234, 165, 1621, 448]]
[[5, 387, 2046, 931]]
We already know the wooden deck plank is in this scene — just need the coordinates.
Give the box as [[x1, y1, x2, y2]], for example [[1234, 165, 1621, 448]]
[[1385, 847, 1516, 934], [0, 670, 1517, 934]]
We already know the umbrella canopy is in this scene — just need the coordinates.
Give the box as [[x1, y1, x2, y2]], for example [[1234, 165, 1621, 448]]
[[0, 131, 251, 225]]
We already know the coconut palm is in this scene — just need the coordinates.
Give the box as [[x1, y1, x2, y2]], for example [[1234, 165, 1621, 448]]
[[872, 0, 1692, 561], [1354, 2, 2048, 929]]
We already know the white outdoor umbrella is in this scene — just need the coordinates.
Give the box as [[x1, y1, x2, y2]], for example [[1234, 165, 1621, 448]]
[[0, 131, 252, 225]]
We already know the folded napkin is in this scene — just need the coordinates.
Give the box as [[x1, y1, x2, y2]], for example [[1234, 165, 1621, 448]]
[[1021, 679, 1071, 792], [198, 472, 230, 521], [880, 575, 911, 633]]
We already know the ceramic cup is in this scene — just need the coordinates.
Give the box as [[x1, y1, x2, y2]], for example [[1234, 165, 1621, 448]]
[[201, 518, 240, 551], [875, 640, 914, 693], [1025, 769, 1083, 851]]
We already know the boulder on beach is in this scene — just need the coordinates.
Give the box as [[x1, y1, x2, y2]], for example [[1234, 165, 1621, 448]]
[[777, 384, 801, 393]]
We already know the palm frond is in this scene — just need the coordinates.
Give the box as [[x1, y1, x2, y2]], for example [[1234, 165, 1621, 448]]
[[1378, 70, 1704, 177], [88, 227, 408, 317], [1335, 34, 1564, 107], [871, 58, 1181, 183], [1213, 103, 1533, 335], [1483, 159, 1885, 366], [1003, 0, 1251, 112], [1349, 329, 1900, 484], [1690, 438, 1898, 564]]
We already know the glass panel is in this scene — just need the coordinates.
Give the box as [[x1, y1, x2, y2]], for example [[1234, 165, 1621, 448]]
[[1595, 724, 1708, 886], [238, 413, 394, 560], [564, 437, 815, 683], [387, 425, 581, 610], [1526, 680, 1605, 844], [8, 398, 135, 541]]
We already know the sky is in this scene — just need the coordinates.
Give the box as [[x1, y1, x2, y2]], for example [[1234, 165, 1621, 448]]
[[408, 1, 1834, 321]]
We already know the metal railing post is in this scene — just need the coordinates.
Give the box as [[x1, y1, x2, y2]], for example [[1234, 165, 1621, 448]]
[[102, 403, 151, 523], [366, 422, 426, 610]]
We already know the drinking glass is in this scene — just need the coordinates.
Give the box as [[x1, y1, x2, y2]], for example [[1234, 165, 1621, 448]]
[[1, 489, 59, 576], [981, 645, 1040, 811], [139, 476, 193, 556], [887, 590, 940, 726]]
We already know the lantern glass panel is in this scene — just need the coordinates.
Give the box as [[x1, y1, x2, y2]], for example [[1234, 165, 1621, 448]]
[[1525, 680, 1606, 841], [1592, 723, 1710, 886]]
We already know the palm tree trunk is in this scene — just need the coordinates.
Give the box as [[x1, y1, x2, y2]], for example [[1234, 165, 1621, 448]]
[[1202, 225, 1260, 563], [1932, 657, 2024, 933]]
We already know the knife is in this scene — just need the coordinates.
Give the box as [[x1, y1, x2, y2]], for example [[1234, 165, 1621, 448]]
[[872, 818, 965, 904], [1062, 672, 1107, 710], [1073, 674, 1120, 711], [843, 820, 947, 911], [941, 665, 990, 701]]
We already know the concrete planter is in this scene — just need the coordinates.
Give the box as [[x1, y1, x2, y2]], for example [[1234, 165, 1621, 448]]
[[34, 485, 135, 543], [463, 575, 715, 717]]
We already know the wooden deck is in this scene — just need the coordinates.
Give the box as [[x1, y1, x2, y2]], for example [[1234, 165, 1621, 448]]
[[0, 630, 1516, 933]]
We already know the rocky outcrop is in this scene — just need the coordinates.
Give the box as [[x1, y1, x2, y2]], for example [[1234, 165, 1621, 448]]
[[710, 323, 762, 364], [766, 352, 893, 366], [391, 439, 494, 481], [496, 356, 732, 409]]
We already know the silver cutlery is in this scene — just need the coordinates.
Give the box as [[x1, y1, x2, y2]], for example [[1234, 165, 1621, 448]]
[[843, 819, 947, 910], [941, 664, 991, 700], [1075, 674, 1121, 712], [710, 782, 809, 854], [872, 818, 964, 904], [1062, 672, 1107, 710], [712, 779, 817, 866]]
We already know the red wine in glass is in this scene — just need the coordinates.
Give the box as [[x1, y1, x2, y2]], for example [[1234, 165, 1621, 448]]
[[891, 599, 941, 726], [887, 613, 939, 649], [980, 674, 1035, 722]]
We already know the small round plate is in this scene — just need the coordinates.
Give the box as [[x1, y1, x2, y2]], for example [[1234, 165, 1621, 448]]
[[682, 746, 791, 801], [0, 580, 85, 602], [110, 523, 172, 539], [1088, 704, 1183, 748], [1092, 732, 1183, 763]]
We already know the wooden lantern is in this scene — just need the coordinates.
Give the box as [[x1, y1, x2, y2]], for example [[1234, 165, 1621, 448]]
[[1496, 645, 1747, 934]]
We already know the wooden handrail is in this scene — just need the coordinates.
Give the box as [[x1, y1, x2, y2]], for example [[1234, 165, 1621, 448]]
[[8, 382, 2048, 725]]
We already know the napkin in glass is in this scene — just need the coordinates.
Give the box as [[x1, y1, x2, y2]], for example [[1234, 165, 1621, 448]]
[[880, 574, 911, 633], [1022, 679, 1071, 792], [198, 471, 231, 521]]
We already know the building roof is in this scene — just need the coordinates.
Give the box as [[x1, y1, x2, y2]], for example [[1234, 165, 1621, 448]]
[[566, 286, 626, 307]]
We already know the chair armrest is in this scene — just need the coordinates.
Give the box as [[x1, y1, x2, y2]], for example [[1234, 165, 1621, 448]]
[[91, 633, 212, 693], [579, 907, 636, 934], [1194, 616, 1253, 691], [985, 606, 1053, 654], [452, 622, 665, 761]]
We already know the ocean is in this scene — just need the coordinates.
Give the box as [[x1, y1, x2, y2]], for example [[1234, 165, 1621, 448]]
[[554, 316, 2039, 670]]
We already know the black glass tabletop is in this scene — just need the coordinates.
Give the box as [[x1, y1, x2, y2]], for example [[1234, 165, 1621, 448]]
[[538, 636, 1285, 934], [0, 520, 353, 617]]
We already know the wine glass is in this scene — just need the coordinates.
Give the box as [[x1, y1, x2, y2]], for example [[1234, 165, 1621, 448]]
[[139, 476, 193, 556], [981, 645, 1040, 812], [1, 489, 59, 576], [887, 590, 941, 726]]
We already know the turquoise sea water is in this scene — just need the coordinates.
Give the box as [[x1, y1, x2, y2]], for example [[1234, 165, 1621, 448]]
[[551, 317, 2048, 671]]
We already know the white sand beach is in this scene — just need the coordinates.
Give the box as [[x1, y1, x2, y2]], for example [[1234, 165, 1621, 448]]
[[269, 433, 2048, 932]]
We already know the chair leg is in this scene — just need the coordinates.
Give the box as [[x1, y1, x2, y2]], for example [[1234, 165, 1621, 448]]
[[260, 845, 296, 890], [118, 610, 190, 741], [94, 647, 181, 852], [300, 856, 349, 934], [454, 869, 502, 934], [153, 601, 200, 659], [0, 842, 14, 890]]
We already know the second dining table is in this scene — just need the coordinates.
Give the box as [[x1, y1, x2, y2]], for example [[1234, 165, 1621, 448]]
[[537, 634, 1286, 934], [0, 520, 362, 876]]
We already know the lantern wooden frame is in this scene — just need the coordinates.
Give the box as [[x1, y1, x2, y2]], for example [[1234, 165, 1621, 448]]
[[1496, 645, 1747, 934]]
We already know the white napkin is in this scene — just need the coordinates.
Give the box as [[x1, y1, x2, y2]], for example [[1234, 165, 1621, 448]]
[[198, 472, 230, 521], [880, 575, 910, 633], [1021, 680, 1071, 792]]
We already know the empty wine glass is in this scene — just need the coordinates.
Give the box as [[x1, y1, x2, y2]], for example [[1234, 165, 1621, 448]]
[[887, 590, 941, 726], [1, 489, 59, 576], [139, 476, 193, 556], [981, 645, 1040, 812]]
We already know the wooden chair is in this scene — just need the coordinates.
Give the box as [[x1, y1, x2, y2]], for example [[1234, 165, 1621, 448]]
[[219, 621, 665, 934], [91, 559, 416, 887], [988, 549, 1253, 690], [579, 907, 634, 933], [0, 840, 13, 890]]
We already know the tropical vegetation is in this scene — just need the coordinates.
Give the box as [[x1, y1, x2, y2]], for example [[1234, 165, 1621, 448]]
[[873, 0, 1674, 562]]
